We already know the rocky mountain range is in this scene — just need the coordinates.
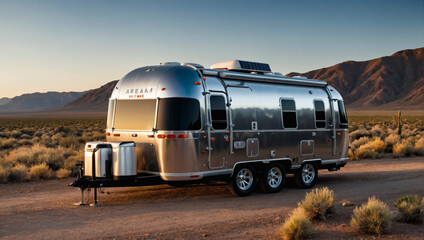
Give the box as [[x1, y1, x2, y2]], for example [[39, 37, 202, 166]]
[[0, 91, 86, 112], [0, 47, 423, 115], [287, 47, 424, 109]]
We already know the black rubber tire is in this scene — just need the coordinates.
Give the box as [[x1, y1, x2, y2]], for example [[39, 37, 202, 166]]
[[260, 163, 286, 193], [295, 162, 318, 188], [227, 165, 258, 197]]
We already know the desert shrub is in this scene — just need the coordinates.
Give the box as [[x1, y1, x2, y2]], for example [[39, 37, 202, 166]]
[[368, 137, 386, 153], [10, 130, 22, 138], [351, 196, 393, 235], [354, 144, 379, 160], [9, 164, 29, 181], [0, 165, 10, 183], [370, 125, 384, 137], [348, 149, 354, 160], [29, 163, 52, 179], [384, 134, 400, 152], [4, 144, 78, 170], [56, 168, 71, 179], [280, 208, 313, 240], [351, 137, 370, 150], [1, 138, 17, 149], [394, 195, 424, 223], [17, 139, 33, 147], [350, 128, 371, 141], [64, 153, 83, 170], [393, 141, 415, 157], [0, 131, 9, 137], [414, 137, 423, 156], [298, 187, 336, 221]]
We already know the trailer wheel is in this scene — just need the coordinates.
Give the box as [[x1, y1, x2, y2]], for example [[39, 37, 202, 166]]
[[260, 163, 286, 193], [295, 162, 318, 188], [228, 165, 257, 197]]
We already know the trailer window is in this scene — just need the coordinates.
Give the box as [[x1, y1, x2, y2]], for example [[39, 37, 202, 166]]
[[281, 99, 297, 128], [113, 99, 156, 130], [156, 98, 201, 130], [210, 95, 227, 130], [338, 100, 348, 126], [314, 100, 326, 128]]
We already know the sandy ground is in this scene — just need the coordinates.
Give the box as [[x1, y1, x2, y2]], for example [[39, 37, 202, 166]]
[[1, 157, 424, 240]]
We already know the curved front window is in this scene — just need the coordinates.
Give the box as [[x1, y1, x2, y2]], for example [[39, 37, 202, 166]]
[[156, 98, 201, 130]]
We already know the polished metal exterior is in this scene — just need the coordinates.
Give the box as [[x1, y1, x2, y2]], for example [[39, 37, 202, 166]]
[[106, 63, 349, 181], [84, 142, 112, 178], [111, 142, 137, 177]]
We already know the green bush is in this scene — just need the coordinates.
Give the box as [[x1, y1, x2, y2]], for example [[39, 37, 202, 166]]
[[394, 195, 424, 223], [351, 196, 393, 235], [280, 208, 313, 240], [298, 187, 336, 221]]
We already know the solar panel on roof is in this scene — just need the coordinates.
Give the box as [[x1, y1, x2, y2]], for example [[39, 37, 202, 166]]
[[239, 60, 271, 72]]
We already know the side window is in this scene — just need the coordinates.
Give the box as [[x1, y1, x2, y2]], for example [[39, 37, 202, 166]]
[[210, 95, 227, 130], [337, 100, 348, 126], [281, 99, 297, 128], [314, 100, 326, 128]]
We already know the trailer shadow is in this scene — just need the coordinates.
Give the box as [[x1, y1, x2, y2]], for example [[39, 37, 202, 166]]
[[93, 168, 424, 205]]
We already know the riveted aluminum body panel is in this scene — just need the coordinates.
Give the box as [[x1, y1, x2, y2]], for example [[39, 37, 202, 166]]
[[104, 64, 348, 181]]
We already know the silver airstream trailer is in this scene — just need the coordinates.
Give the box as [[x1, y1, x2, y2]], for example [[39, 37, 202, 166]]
[[72, 60, 349, 199]]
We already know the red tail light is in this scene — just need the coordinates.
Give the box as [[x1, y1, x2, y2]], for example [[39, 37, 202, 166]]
[[114, 133, 120, 137], [177, 134, 188, 138], [194, 82, 201, 85], [106, 132, 110, 136], [166, 134, 176, 139], [157, 134, 165, 139]]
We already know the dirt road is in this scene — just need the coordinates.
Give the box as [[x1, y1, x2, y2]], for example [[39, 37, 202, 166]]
[[1, 157, 424, 240]]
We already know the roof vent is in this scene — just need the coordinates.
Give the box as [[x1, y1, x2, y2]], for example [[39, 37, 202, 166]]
[[211, 60, 272, 73]]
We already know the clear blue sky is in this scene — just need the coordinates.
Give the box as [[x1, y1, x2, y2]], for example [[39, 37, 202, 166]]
[[0, 0, 423, 98]]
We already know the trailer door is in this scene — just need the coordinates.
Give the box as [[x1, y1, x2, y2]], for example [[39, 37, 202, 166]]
[[208, 93, 230, 169]]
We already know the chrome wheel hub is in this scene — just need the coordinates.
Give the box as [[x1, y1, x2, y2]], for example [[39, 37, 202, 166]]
[[236, 168, 253, 191], [301, 164, 315, 184], [267, 167, 282, 188]]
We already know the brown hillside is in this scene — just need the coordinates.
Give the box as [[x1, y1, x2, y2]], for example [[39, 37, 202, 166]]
[[62, 80, 118, 111], [287, 48, 424, 109]]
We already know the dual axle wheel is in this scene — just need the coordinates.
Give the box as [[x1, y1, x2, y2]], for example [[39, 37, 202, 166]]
[[227, 162, 318, 197]]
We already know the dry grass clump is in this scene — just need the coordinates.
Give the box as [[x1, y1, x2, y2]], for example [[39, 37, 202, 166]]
[[393, 141, 415, 158], [385, 134, 400, 152], [56, 168, 72, 179], [29, 163, 52, 179], [1, 138, 17, 149], [351, 196, 393, 235], [394, 195, 424, 223], [354, 144, 379, 160], [351, 137, 370, 150], [9, 164, 29, 181], [0, 165, 10, 183], [414, 136, 424, 156], [280, 208, 313, 240], [4, 144, 76, 170], [298, 187, 336, 221], [350, 128, 371, 141]]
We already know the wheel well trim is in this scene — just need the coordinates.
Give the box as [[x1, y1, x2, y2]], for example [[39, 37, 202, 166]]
[[231, 158, 292, 177]]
